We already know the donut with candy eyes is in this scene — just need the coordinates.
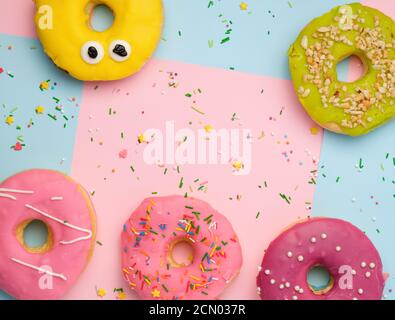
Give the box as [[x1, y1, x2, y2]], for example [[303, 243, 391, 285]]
[[256, 218, 385, 300], [34, 0, 163, 81]]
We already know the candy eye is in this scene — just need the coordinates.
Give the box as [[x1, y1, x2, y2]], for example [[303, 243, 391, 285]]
[[81, 41, 104, 64], [109, 40, 131, 62]]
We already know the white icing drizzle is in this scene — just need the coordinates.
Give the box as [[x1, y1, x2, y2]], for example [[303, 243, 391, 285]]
[[11, 258, 67, 281], [25, 204, 92, 245], [50, 197, 64, 201], [0, 193, 16, 200], [0, 188, 34, 194]]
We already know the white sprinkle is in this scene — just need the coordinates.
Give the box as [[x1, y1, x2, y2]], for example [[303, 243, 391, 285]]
[[351, 269, 357, 275], [0, 188, 34, 194], [335, 246, 342, 252], [258, 266, 262, 272], [297, 255, 304, 262], [361, 262, 367, 268], [294, 285, 300, 291], [287, 251, 293, 258], [285, 282, 290, 288], [369, 262, 376, 269], [292, 295, 298, 300], [310, 237, 317, 243], [25, 203, 92, 245], [264, 269, 271, 275], [11, 258, 67, 281], [358, 288, 364, 295], [50, 196, 63, 201], [270, 279, 276, 285], [0, 193, 17, 200], [365, 272, 371, 278], [353, 297, 358, 300], [299, 288, 304, 294], [279, 284, 285, 289], [321, 233, 327, 239]]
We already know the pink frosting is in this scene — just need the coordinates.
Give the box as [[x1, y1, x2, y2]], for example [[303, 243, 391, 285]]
[[121, 196, 242, 300], [257, 218, 385, 300], [0, 169, 95, 300]]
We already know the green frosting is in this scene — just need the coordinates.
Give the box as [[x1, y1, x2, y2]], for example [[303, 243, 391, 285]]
[[289, 3, 395, 136]]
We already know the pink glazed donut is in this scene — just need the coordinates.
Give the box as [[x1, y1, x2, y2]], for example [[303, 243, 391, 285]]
[[256, 218, 385, 300], [0, 169, 96, 299], [121, 196, 242, 300]]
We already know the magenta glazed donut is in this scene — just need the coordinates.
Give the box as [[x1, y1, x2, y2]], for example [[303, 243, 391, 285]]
[[256, 218, 385, 300], [0, 169, 96, 299], [121, 196, 242, 300]]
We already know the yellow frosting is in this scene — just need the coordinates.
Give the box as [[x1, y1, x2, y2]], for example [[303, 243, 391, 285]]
[[34, 0, 163, 81], [289, 3, 395, 136]]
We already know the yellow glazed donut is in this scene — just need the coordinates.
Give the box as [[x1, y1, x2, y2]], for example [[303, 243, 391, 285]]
[[34, 0, 163, 81], [289, 4, 395, 136]]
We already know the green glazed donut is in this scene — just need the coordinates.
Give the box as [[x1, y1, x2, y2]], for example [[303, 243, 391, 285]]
[[289, 3, 395, 136]]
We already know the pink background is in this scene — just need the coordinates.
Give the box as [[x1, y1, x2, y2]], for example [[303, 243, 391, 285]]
[[68, 61, 322, 299]]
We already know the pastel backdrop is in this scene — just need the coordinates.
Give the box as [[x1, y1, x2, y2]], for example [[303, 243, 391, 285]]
[[0, 0, 394, 299]]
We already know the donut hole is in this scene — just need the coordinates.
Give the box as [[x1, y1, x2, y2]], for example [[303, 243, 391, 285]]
[[307, 265, 334, 295], [89, 4, 114, 32], [17, 219, 53, 254], [336, 54, 367, 83], [168, 239, 195, 268]]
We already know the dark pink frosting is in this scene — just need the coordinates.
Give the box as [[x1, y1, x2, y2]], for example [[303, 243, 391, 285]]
[[257, 218, 385, 300]]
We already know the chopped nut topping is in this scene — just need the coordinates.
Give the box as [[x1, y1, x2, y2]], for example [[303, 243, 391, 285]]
[[298, 6, 395, 129]]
